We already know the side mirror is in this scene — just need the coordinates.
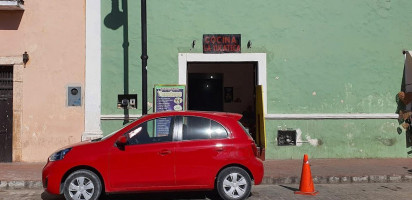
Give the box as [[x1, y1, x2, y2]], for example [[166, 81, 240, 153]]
[[115, 135, 127, 150]]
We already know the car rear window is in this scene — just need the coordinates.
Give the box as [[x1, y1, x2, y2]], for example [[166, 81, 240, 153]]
[[182, 116, 228, 140], [238, 121, 253, 139]]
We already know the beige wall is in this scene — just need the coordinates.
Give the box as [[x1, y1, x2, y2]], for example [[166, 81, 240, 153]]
[[0, 1, 85, 162]]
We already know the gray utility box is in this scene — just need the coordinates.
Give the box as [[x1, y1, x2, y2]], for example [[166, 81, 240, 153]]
[[68, 86, 81, 106]]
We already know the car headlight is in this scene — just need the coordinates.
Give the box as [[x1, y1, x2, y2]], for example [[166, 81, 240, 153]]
[[49, 148, 72, 161]]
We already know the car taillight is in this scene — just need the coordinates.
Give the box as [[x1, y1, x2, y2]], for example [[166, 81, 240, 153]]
[[251, 142, 259, 157]]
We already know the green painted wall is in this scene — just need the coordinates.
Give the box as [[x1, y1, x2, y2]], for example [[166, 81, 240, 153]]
[[267, 119, 407, 159], [101, 0, 412, 159]]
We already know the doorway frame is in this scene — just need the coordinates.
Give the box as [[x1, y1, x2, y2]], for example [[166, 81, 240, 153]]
[[178, 53, 267, 114], [0, 55, 24, 162]]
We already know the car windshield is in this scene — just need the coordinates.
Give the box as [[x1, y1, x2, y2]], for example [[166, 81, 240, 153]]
[[98, 128, 120, 141], [95, 118, 141, 141]]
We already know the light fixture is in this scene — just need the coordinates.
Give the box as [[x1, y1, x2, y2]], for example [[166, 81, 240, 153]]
[[247, 40, 252, 49], [23, 51, 29, 65]]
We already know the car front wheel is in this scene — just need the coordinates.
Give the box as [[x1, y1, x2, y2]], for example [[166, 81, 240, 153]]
[[63, 169, 102, 200], [216, 167, 252, 200]]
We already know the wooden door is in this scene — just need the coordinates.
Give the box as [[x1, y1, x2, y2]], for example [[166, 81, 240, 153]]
[[0, 66, 13, 162]]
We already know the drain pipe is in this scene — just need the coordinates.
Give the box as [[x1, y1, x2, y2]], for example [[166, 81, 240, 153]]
[[141, 0, 148, 115]]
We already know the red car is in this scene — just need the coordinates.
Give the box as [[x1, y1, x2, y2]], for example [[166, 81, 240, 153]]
[[42, 111, 264, 200]]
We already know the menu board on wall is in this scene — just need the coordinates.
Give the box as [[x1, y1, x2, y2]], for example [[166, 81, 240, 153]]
[[154, 85, 186, 112], [153, 85, 186, 136]]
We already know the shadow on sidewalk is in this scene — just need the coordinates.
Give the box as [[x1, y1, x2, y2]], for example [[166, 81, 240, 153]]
[[41, 191, 218, 200], [279, 185, 299, 192], [41, 192, 63, 200]]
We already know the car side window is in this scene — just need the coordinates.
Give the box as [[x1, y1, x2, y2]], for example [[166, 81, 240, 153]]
[[182, 116, 228, 141], [126, 117, 174, 145]]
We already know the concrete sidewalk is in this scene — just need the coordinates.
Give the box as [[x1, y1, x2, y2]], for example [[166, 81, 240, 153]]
[[0, 158, 411, 189], [263, 158, 412, 184]]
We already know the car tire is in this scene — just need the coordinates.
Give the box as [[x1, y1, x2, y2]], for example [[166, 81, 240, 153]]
[[216, 167, 252, 200], [63, 169, 102, 200]]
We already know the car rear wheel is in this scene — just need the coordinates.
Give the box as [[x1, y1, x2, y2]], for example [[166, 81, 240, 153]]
[[216, 167, 252, 200], [63, 169, 102, 200]]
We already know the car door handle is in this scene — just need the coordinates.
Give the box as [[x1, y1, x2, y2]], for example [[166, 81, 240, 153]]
[[216, 144, 224, 152], [159, 149, 171, 156]]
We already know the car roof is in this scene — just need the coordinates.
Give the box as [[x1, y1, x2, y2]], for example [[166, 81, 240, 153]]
[[146, 110, 242, 121]]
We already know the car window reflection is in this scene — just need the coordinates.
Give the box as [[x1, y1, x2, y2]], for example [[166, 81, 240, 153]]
[[182, 116, 228, 140]]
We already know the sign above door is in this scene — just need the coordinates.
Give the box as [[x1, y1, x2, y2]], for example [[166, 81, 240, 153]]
[[203, 34, 241, 54]]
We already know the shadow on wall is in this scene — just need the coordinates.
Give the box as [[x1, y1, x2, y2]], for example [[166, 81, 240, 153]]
[[104, 0, 125, 30], [0, 11, 23, 30], [104, 0, 131, 125]]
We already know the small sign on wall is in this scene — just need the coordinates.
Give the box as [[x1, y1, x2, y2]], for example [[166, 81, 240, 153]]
[[203, 34, 241, 53]]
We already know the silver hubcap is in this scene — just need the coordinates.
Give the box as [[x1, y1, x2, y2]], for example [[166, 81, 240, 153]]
[[68, 177, 95, 200], [222, 172, 247, 199]]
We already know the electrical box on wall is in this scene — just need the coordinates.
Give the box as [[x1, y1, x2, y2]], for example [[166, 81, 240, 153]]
[[117, 94, 137, 109], [277, 130, 296, 146], [67, 86, 82, 106]]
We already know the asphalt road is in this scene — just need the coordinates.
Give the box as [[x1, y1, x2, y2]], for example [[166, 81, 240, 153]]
[[1, 183, 412, 200]]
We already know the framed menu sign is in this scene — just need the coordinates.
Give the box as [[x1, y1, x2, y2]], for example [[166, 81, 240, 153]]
[[154, 85, 186, 112], [153, 85, 186, 136], [203, 34, 241, 53]]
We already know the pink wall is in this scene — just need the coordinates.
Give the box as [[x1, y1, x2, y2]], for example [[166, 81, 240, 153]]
[[0, 1, 85, 162]]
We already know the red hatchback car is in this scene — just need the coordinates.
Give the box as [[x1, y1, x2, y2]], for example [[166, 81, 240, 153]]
[[42, 111, 264, 200]]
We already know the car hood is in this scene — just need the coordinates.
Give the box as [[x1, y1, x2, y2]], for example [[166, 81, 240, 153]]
[[59, 139, 98, 150]]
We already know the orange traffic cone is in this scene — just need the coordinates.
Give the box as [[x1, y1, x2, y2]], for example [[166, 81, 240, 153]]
[[294, 154, 319, 195]]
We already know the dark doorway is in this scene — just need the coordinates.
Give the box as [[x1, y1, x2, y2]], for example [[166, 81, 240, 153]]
[[186, 62, 265, 160], [187, 62, 257, 137], [0, 66, 13, 162], [188, 73, 223, 111]]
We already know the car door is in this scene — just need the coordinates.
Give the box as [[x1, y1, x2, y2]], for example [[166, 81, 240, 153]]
[[108, 116, 176, 190], [174, 116, 232, 187]]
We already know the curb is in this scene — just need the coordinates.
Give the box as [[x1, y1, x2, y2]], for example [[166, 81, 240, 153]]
[[262, 174, 412, 185], [0, 180, 42, 190], [1, 175, 412, 190]]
